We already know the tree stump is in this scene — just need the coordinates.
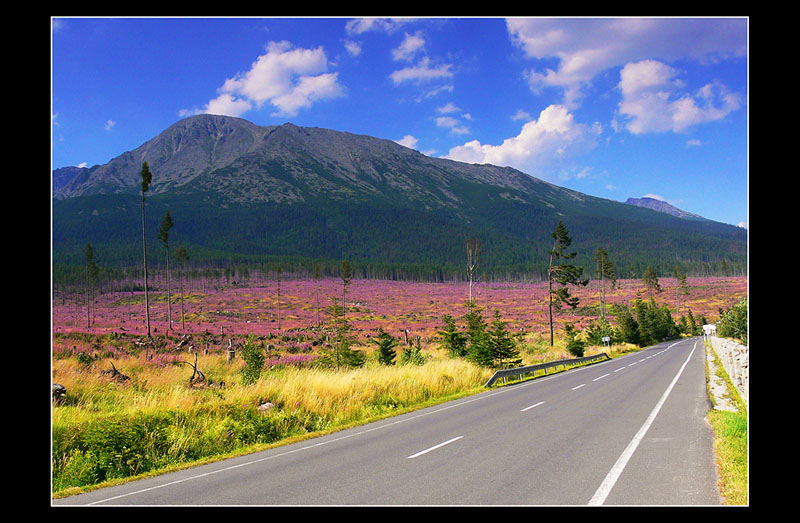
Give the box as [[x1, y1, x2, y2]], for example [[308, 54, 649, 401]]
[[226, 339, 236, 363], [100, 361, 130, 383], [52, 383, 67, 404]]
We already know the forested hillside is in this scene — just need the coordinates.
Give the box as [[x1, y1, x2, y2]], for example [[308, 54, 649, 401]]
[[52, 115, 747, 285]]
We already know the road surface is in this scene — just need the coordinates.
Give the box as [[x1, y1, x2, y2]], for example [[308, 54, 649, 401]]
[[53, 336, 720, 506]]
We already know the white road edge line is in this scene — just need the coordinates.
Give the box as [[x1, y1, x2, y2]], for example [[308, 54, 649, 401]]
[[588, 341, 694, 506], [407, 436, 464, 459], [521, 401, 545, 412]]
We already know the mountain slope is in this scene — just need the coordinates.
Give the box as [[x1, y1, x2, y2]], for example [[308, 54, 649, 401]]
[[52, 114, 747, 279], [625, 197, 707, 221]]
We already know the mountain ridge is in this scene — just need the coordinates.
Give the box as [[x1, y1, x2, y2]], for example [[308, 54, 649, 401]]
[[624, 196, 707, 221], [52, 114, 746, 279]]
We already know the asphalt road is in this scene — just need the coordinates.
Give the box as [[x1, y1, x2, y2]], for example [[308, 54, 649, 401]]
[[53, 336, 720, 506]]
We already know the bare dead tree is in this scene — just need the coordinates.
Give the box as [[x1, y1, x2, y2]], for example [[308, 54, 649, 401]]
[[465, 238, 481, 305]]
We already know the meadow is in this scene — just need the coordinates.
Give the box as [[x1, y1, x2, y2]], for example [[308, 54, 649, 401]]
[[51, 273, 747, 495]]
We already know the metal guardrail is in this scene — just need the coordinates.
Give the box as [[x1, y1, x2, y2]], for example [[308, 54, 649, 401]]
[[485, 352, 610, 387]]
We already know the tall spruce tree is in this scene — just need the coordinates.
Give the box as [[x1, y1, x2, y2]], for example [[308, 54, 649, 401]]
[[642, 265, 662, 299], [140, 162, 153, 338], [547, 221, 588, 346], [340, 260, 353, 320], [158, 210, 174, 332], [85, 243, 98, 328], [174, 246, 189, 331], [594, 247, 616, 320]]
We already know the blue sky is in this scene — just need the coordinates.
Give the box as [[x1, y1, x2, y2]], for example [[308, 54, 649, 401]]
[[52, 17, 748, 228]]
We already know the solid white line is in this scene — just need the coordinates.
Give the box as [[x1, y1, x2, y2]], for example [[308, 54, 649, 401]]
[[571, 384, 586, 390], [521, 401, 545, 412], [588, 342, 697, 505], [592, 373, 609, 382], [407, 436, 463, 459]]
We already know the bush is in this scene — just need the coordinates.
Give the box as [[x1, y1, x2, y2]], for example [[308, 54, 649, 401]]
[[240, 335, 265, 385], [717, 298, 747, 345], [564, 323, 585, 357]]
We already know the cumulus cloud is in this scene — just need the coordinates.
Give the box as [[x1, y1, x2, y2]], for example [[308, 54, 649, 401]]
[[395, 135, 419, 149], [344, 40, 362, 57], [617, 60, 741, 134], [390, 56, 453, 84], [444, 104, 598, 174], [393, 31, 426, 61], [506, 18, 746, 109], [181, 41, 344, 118], [345, 18, 417, 35]]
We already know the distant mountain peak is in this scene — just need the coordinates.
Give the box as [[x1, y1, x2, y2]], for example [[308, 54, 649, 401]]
[[624, 196, 706, 221]]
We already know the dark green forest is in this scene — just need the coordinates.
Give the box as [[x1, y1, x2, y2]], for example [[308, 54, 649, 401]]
[[52, 188, 747, 288]]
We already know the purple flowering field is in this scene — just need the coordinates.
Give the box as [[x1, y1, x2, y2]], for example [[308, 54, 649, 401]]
[[53, 274, 747, 353]]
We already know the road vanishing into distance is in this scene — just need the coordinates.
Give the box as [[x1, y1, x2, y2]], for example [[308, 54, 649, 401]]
[[54, 337, 720, 506]]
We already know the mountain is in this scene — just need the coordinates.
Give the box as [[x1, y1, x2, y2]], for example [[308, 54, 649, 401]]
[[624, 197, 707, 221], [52, 114, 747, 280]]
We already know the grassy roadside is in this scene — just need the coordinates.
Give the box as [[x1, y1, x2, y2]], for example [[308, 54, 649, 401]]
[[704, 339, 748, 505], [51, 332, 636, 499]]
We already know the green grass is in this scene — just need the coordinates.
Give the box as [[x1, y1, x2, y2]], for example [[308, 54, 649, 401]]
[[705, 340, 748, 505]]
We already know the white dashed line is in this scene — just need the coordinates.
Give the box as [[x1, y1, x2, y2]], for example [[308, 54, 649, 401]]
[[521, 401, 545, 412], [407, 436, 464, 459]]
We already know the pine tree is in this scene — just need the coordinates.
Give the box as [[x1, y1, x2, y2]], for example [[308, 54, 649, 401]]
[[464, 304, 493, 366], [321, 297, 365, 369], [642, 265, 662, 299], [594, 247, 616, 319], [488, 310, 522, 368], [158, 210, 174, 332], [85, 243, 98, 328], [340, 260, 353, 320], [673, 265, 690, 315], [373, 328, 398, 365], [616, 304, 640, 346], [140, 162, 153, 338], [174, 246, 189, 331], [547, 221, 588, 345], [438, 314, 467, 357]]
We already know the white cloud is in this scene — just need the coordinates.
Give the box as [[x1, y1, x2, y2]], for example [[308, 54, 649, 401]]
[[345, 18, 416, 35], [104, 119, 116, 131], [506, 18, 746, 109], [344, 40, 362, 57], [511, 109, 531, 121], [77, 162, 87, 168], [390, 56, 453, 84], [182, 40, 344, 118], [393, 31, 426, 61], [642, 193, 666, 201], [437, 102, 460, 114], [617, 60, 741, 134], [444, 104, 598, 175], [395, 135, 419, 149]]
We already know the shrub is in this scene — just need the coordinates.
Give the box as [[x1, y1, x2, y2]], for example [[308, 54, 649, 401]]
[[239, 335, 266, 385], [717, 298, 747, 345], [564, 323, 585, 357]]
